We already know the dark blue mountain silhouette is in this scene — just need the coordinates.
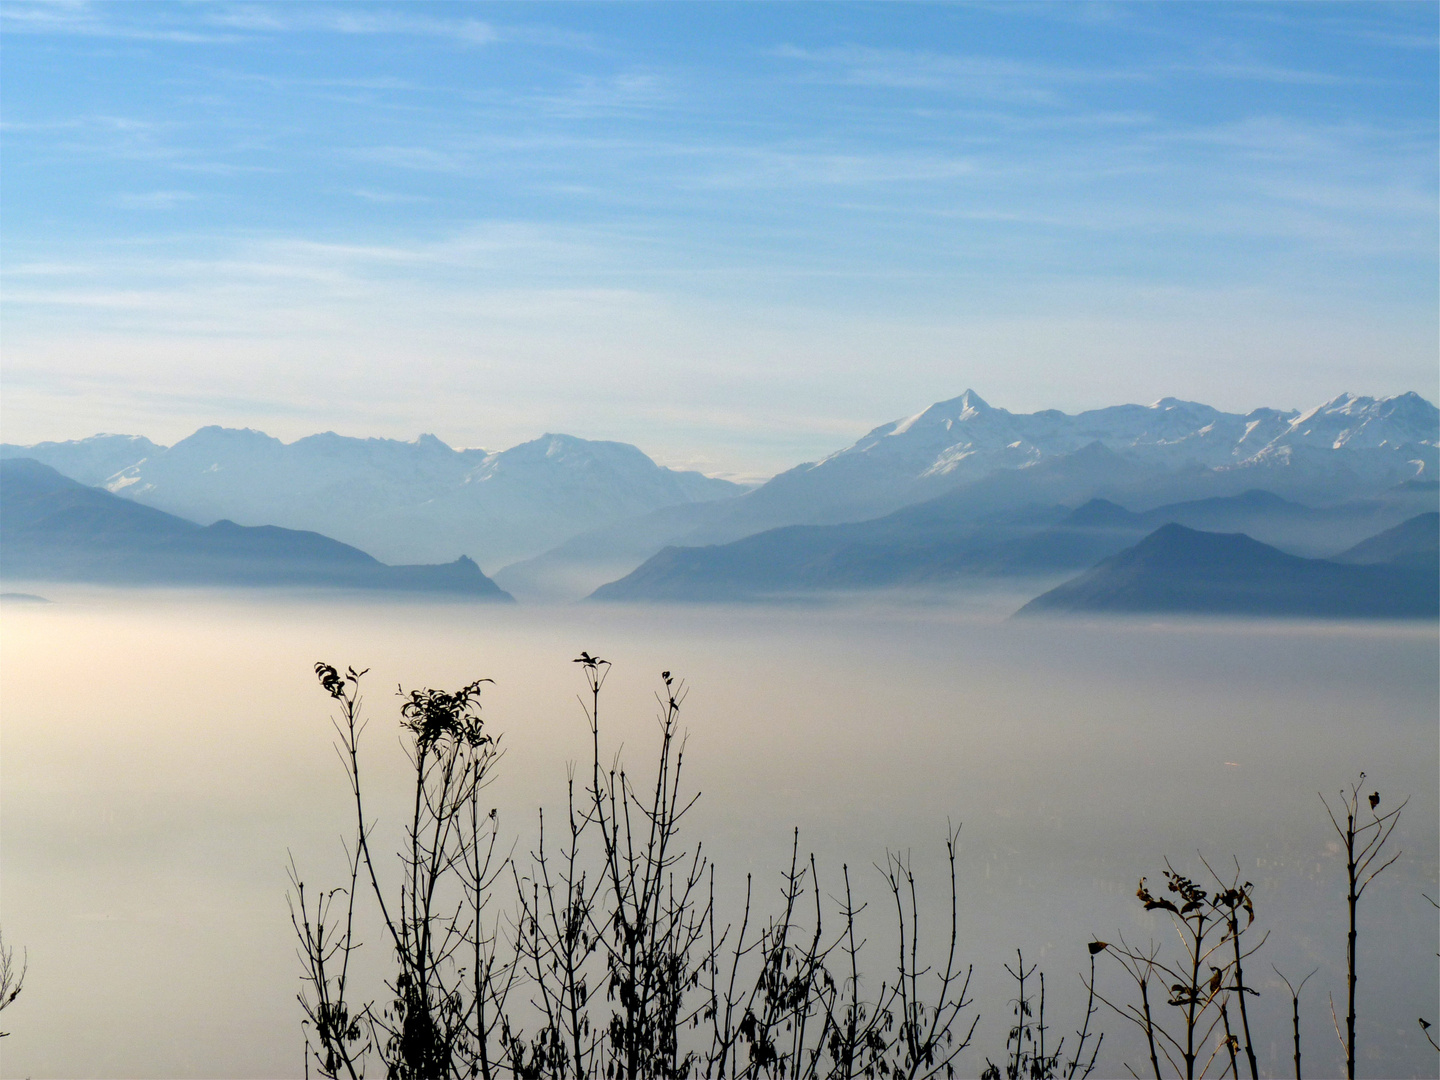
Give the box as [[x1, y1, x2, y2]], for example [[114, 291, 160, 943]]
[[0, 458, 512, 599], [1331, 512, 1438, 569], [588, 460, 1435, 602], [1016, 520, 1437, 619]]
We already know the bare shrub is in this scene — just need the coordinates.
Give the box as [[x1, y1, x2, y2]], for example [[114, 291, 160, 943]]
[[980, 949, 1101, 1080], [1089, 861, 1264, 1079]]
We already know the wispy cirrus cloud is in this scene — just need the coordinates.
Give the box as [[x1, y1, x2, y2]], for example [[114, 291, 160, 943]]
[[531, 71, 675, 119], [772, 44, 1143, 105], [0, 1, 238, 43], [346, 145, 469, 174], [242, 7, 499, 46], [1174, 52, 1377, 88], [348, 189, 430, 205], [2, 1, 594, 51], [0, 1, 496, 46], [112, 191, 198, 211], [208, 2, 601, 52]]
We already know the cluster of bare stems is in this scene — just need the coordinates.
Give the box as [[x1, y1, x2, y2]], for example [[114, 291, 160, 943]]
[[1086, 860, 1265, 1080], [290, 656, 992, 1080], [979, 949, 1101, 1080], [289, 664, 512, 1080], [1084, 774, 1418, 1080]]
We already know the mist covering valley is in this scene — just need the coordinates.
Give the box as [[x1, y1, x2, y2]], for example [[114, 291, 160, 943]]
[[1, 589, 1435, 1078]]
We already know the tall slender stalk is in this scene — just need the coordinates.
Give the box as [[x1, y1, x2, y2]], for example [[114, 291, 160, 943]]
[[1320, 777, 1406, 1080], [1273, 966, 1316, 1080]]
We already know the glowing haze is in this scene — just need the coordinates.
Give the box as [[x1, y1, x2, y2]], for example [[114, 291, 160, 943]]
[[2, 2, 1436, 480]]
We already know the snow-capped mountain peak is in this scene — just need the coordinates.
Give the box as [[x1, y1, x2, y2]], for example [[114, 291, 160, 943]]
[[773, 389, 1437, 520], [1277, 392, 1439, 451]]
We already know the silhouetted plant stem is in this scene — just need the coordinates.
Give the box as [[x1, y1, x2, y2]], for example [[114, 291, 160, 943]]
[[984, 948, 1099, 1080], [1218, 1000, 1237, 1078], [1095, 859, 1263, 1079], [1321, 775, 1407, 1079], [1196, 854, 1261, 1080], [1424, 892, 1440, 1056], [838, 864, 861, 1080], [1227, 928, 1256, 1080], [1289, 990, 1302, 1079], [1067, 952, 1103, 1080], [1273, 966, 1316, 1080], [1012, 954, 1029, 1079], [1140, 971, 1162, 1080], [296, 664, 505, 1078]]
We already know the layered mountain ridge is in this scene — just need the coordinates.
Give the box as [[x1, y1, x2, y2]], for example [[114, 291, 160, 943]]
[[6, 390, 1435, 603], [588, 483, 1437, 603]]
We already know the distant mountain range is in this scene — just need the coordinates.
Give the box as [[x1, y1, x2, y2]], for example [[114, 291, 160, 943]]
[[1016, 516, 1438, 619], [0, 459, 512, 599], [506, 390, 1438, 600], [5, 389, 1436, 607], [0, 429, 743, 571], [682, 388, 1436, 534]]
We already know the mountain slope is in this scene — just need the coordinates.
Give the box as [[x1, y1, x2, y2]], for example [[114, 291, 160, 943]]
[[1016, 523, 1436, 619], [586, 470, 1438, 603], [589, 444, 1151, 600], [0, 459, 512, 598], [1331, 512, 1439, 568], [0, 433, 164, 487], [492, 498, 735, 603]]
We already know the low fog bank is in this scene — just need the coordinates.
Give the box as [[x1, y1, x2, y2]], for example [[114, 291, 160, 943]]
[[1, 591, 1435, 1077]]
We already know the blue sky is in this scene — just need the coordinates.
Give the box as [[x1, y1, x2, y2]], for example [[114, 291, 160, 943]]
[[2, 2, 1436, 478]]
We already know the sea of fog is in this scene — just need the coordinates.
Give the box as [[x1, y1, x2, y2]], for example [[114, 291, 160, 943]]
[[1, 587, 1436, 1079]]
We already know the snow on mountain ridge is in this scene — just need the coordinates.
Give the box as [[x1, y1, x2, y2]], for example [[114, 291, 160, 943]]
[[0, 433, 164, 487], [1278, 392, 1439, 452], [818, 391, 1434, 481]]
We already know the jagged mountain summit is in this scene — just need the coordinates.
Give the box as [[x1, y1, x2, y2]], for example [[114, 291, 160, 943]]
[[1, 428, 743, 570], [734, 389, 1436, 527]]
